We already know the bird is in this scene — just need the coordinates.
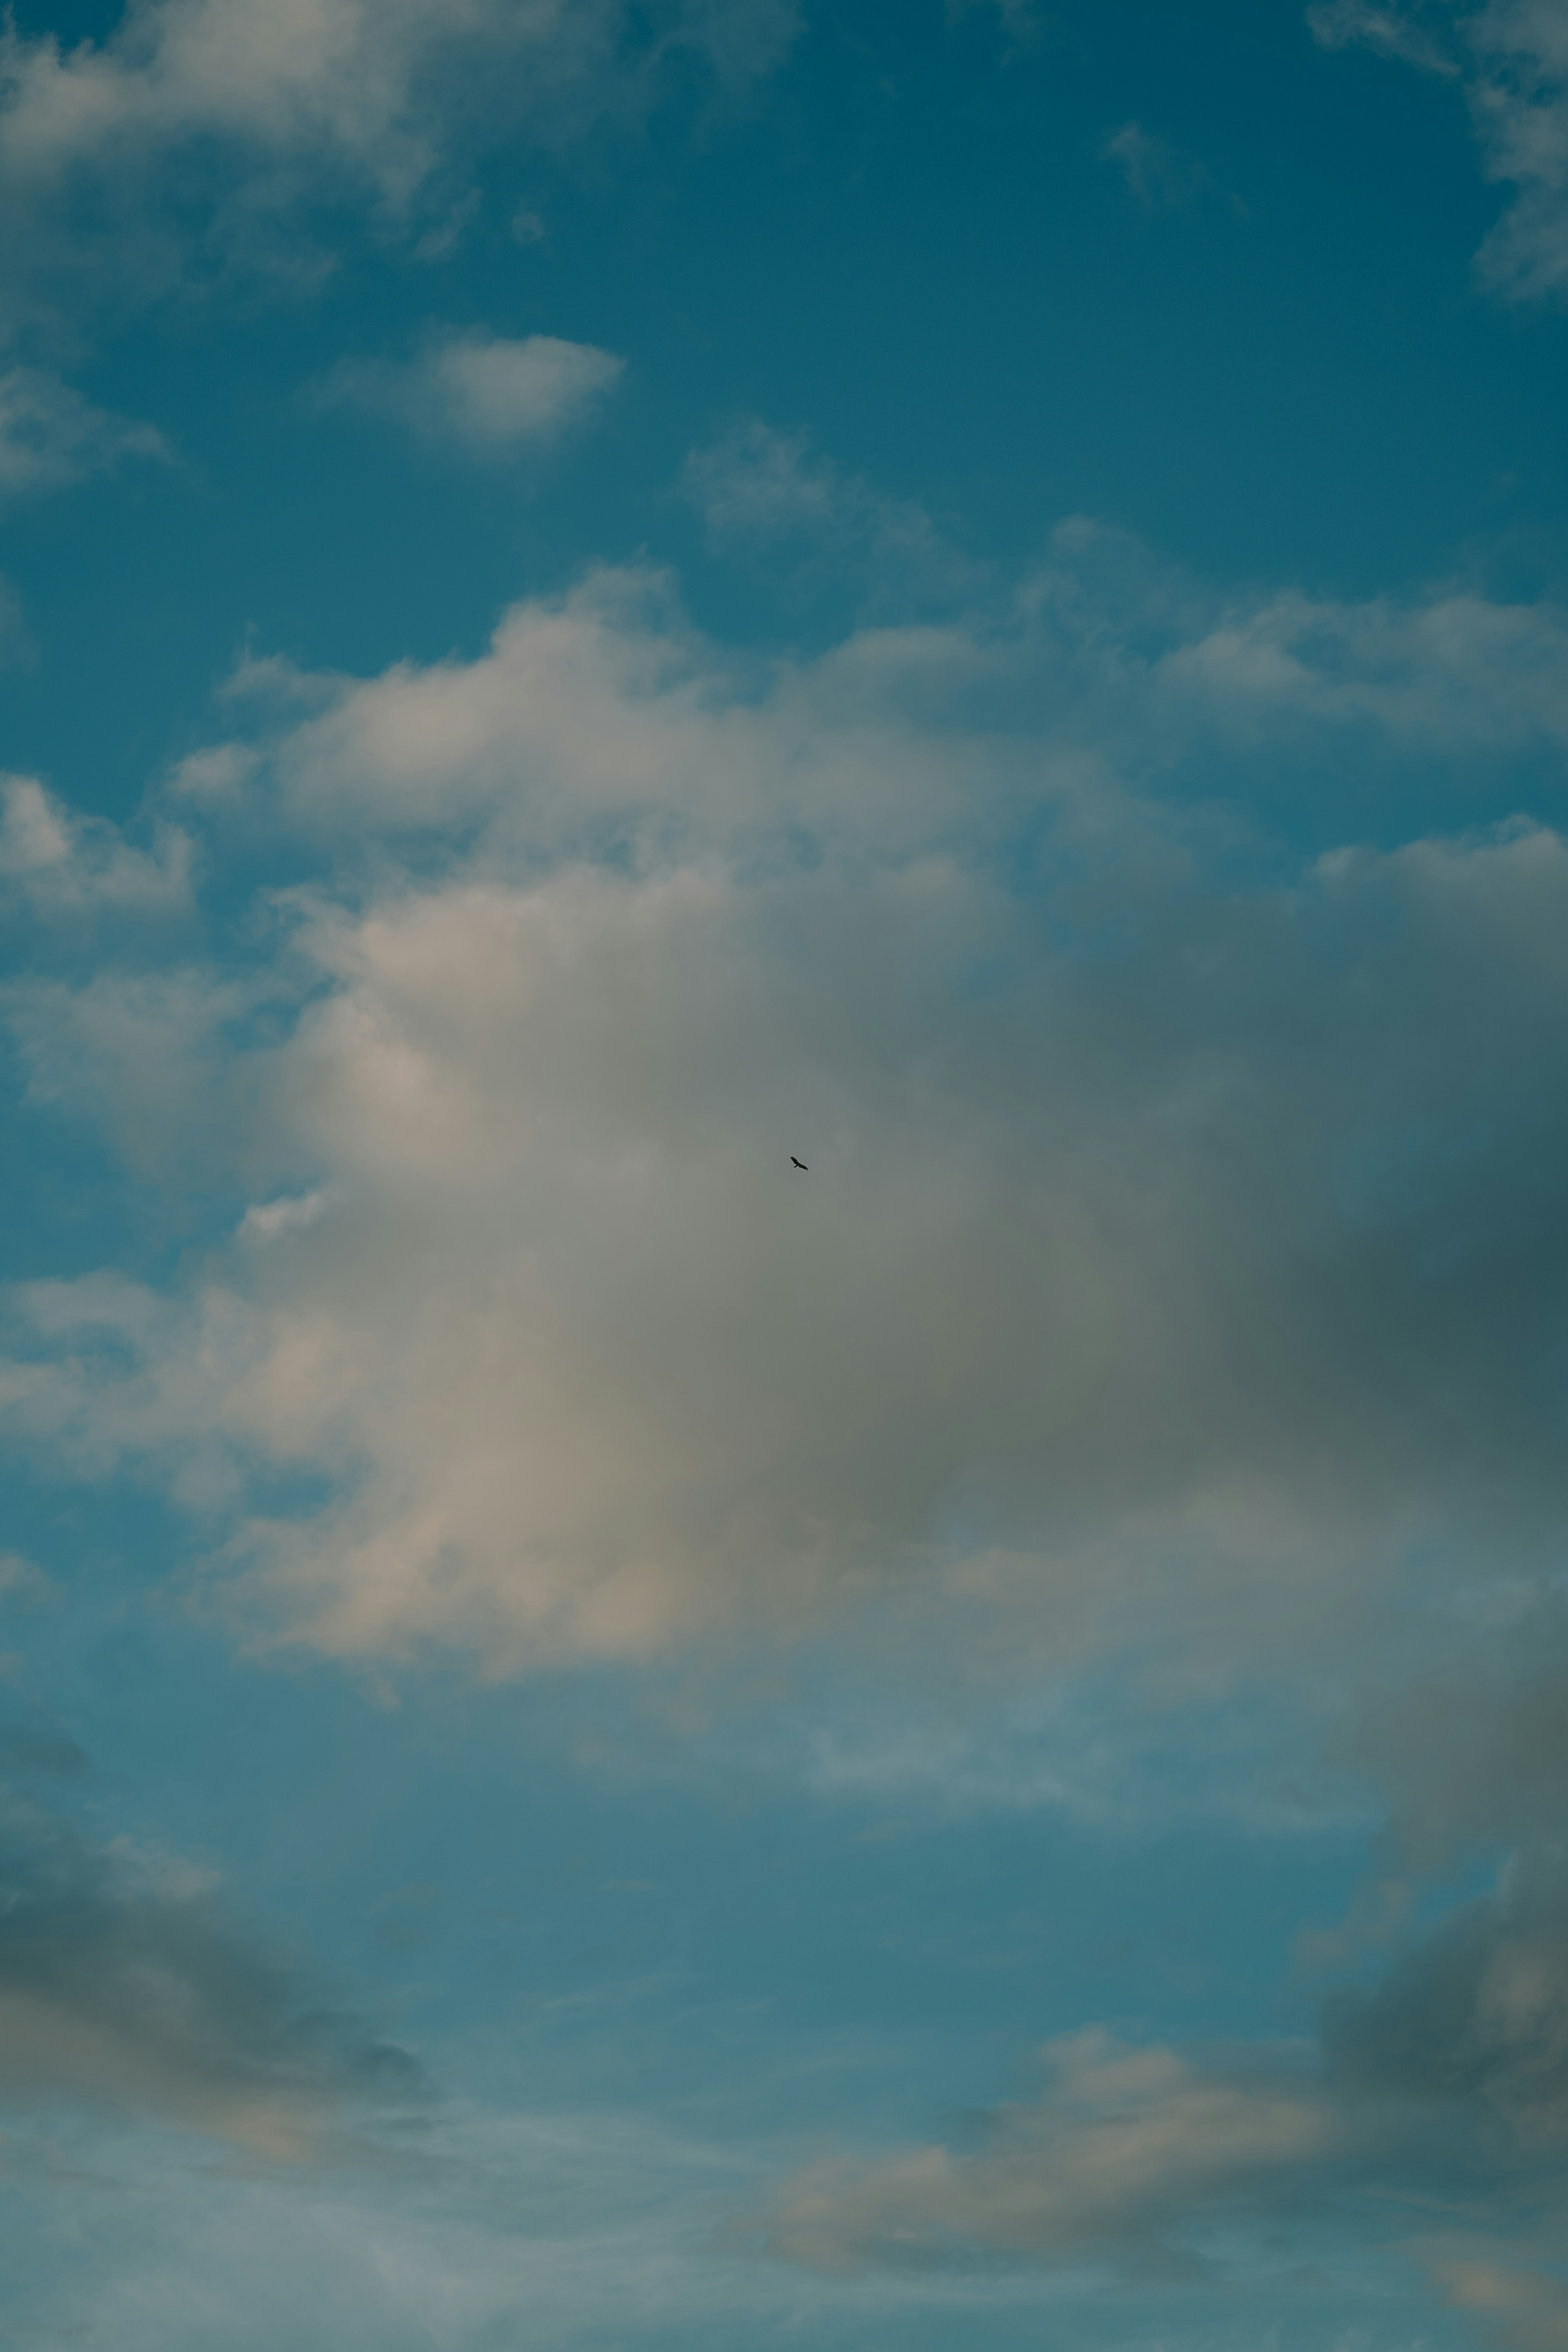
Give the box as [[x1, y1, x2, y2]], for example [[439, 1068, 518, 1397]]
[[790, 1156, 808, 1171]]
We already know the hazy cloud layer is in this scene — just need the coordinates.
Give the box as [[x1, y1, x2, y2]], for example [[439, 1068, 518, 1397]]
[[0, 2092, 1076, 2352]]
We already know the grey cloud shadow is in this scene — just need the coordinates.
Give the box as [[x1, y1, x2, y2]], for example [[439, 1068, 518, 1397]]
[[0, 1749, 425, 2156]]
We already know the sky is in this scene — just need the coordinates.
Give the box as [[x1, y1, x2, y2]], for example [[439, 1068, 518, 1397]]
[[2, 0, 1568, 2343]]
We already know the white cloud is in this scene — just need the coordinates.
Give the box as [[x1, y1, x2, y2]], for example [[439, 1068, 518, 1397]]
[[7, 547, 1568, 1711], [319, 329, 624, 456], [0, 366, 167, 497], [11, 530, 1568, 2345], [0, 774, 191, 913], [1156, 579, 1568, 742], [1311, 0, 1568, 303], [0, 0, 801, 304], [239, 1189, 331, 1246]]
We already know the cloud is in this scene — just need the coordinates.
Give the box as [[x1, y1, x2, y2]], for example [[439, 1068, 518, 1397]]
[[0, 1768, 420, 2156], [1101, 122, 1209, 210], [1307, 0, 1461, 76], [1154, 577, 1568, 743], [1325, 1848, 1568, 2145], [757, 1859, 1568, 2328], [3, 2092, 1057, 2352], [0, 366, 167, 496], [0, 773, 192, 914], [318, 329, 624, 457], [760, 2028, 1352, 2275], [1310, 0, 1568, 303], [4, 541, 1568, 1725], [0, 0, 802, 311], [6, 512, 1568, 2339], [682, 419, 953, 589], [684, 419, 851, 539], [1432, 2255, 1568, 2352]]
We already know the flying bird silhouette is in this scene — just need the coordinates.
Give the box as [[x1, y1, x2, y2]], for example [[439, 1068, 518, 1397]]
[[791, 1156, 808, 1170]]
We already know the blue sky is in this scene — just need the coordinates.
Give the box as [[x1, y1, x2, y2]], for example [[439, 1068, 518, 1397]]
[[2, 0, 1568, 2343]]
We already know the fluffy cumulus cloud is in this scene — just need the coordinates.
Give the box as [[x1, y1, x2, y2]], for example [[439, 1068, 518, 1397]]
[[0, 0, 801, 305], [2, 535, 1568, 1724], [319, 328, 624, 455], [1311, 0, 1568, 301]]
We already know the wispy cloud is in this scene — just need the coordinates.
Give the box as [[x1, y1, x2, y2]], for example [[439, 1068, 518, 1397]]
[[1307, 0, 1461, 76], [0, 1763, 420, 2156], [0, 775, 192, 920], [684, 417, 936, 552], [1102, 121, 1209, 209], [0, 0, 802, 312], [6, 2091, 1054, 2351], [0, 367, 167, 499], [0, 775, 191, 914], [681, 416, 969, 610], [758, 1851, 1568, 2339], [1311, 0, 1568, 303]]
